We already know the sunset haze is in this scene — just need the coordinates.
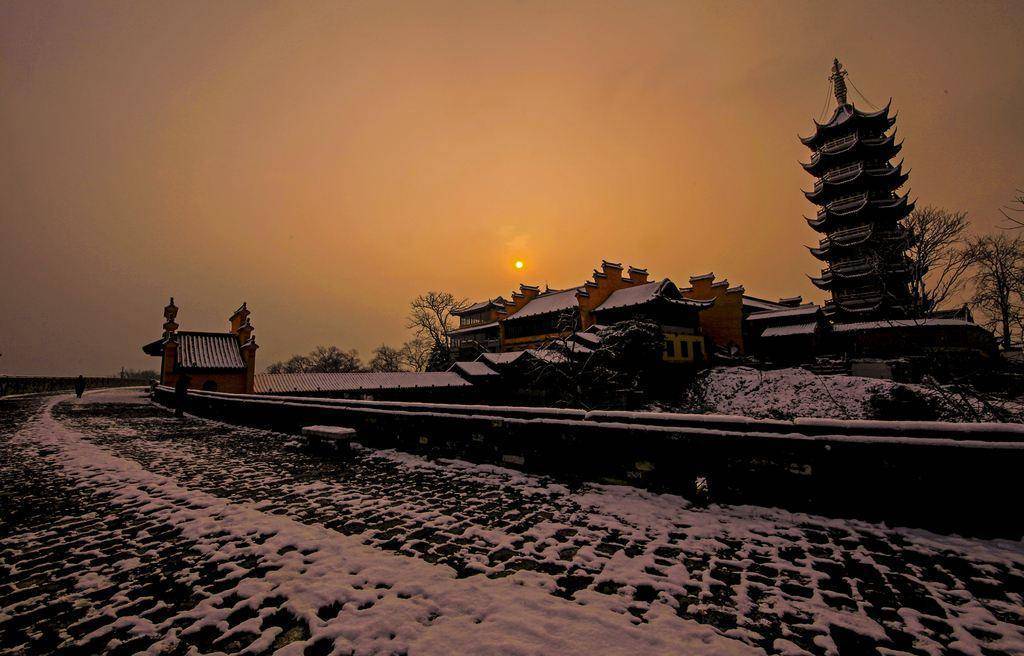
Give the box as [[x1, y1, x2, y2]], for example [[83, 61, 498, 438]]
[[2, 0, 1022, 374]]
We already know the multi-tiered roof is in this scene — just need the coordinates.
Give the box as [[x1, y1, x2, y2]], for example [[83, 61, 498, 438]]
[[800, 59, 913, 321]]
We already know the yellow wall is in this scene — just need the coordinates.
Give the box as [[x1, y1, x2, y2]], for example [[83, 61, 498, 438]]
[[575, 262, 650, 329], [501, 333, 567, 351], [662, 332, 705, 363], [682, 274, 745, 354]]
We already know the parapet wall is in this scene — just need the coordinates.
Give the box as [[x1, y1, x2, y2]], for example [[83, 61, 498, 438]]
[[154, 386, 1024, 538], [0, 377, 148, 397]]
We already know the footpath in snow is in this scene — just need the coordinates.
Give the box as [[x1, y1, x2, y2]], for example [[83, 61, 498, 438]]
[[1, 388, 1023, 656]]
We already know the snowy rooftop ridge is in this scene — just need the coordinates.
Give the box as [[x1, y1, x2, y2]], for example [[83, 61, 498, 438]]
[[477, 351, 526, 365], [761, 322, 818, 337], [448, 361, 499, 377], [745, 304, 820, 321], [741, 296, 791, 312], [595, 279, 710, 313], [504, 288, 581, 321], [832, 318, 980, 333], [254, 372, 471, 394]]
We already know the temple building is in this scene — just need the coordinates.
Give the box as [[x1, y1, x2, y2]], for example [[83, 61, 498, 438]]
[[450, 262, 815, 366], [801, 59, 913, 322], [451, 262, 713, 363], [143, 299, 259, 393]]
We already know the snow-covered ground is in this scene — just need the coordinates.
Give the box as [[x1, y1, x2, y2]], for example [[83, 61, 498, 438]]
[[684, 366, 1018, 422], [2, 388, 1023, 656]]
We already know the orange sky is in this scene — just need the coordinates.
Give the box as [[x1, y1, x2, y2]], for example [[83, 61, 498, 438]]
[[2, 1, 1023, 375]]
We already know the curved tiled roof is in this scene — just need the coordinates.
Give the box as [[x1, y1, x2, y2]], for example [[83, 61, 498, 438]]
[[176, 332, 245, 370], [504, 288, 580, 321], [254, 372, 471, 394], [454, 298, 505, 316], [745, 305, 820, 321], [448, 361, 500, 377], [595, 279, 711, 312]]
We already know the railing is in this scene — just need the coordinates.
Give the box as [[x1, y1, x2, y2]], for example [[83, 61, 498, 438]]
[[817, 133, 857, 155], [823, 163, 862, 181], [834, 290, 883, 303], [829, 224, 873, 243], [826, 193, 869, 213], [831, 258, 874, 275], [865, 163, 894, 175]]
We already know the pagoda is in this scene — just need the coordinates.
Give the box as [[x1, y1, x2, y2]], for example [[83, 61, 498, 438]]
[[800, 59, 913, 321]]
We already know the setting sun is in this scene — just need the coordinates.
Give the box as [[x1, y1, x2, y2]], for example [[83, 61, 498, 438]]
[[514, 260, 524, 270]]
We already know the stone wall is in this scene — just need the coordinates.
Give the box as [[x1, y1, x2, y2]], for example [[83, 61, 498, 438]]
[[155, 387, 1024, 537], [0, 377, 147, 396]]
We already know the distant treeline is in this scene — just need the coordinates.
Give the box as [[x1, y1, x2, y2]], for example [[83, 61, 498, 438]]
[[0, 376, 150, 397]]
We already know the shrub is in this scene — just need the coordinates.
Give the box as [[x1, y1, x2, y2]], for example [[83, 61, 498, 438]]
[[868, 385, 940, 421]]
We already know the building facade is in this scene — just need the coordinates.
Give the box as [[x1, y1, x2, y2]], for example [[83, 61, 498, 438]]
[[143, 299, 258, 393], [451, 261, 713, 365]]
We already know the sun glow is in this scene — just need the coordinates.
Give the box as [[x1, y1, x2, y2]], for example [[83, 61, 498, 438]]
[[514, 260, 524, 270]]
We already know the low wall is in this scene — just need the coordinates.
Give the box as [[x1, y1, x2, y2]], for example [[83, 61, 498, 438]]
[[155, 386, 1024, 538], [0, 376, 149, 397]]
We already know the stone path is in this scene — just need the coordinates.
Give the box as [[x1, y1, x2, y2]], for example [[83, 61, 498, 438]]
[[2, 389, 1023, 655]]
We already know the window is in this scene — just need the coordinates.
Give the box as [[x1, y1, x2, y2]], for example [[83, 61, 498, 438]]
[[694, 341, 704, 360], [680, 340, 690, 359], [202, 380, 218, 391], [665, 340, 675, 357]]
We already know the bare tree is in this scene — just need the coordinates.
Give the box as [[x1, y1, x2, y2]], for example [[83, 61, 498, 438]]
[[369, 345, 406, 372], [904, 206, 973, 315], [266, 354, 313, 374], [407, 291, 468, 350], [999, 188, 1024, 229], [967, 234, 1024, 350], [400, 337, 432, 372], [266, 346, 362, 373], [307, 345, 362, 372]]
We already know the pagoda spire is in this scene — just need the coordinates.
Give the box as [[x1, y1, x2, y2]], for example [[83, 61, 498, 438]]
[[831, 58, 848, 105], [800, 61, 912, 322]]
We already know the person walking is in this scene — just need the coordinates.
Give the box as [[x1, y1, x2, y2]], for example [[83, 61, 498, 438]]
[[74, 375, 86, 399], [173, 374, 191, 418]]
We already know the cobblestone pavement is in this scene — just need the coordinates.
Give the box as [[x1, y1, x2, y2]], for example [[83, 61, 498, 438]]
[[2, 389, 1023, 655]]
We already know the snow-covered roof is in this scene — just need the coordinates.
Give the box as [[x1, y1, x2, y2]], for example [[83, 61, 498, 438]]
[[448, 320, 500, 336], [454, 298, 505, 316], [742, 296, 790, 312], [832, 318, 982, 333], [254, 372, 471, 394], [573, 331, 602, 346], [504, 288, 580, 321], [176, 332, 246, 370], [526, 349, 569, 364], [448, 361, 499, 377], [746, 304, 820, 321], [554, 341, 593, 356], [594, 281, 662, 311], [761, 323, 818, 338], [594, 279, 710, 313], [477, 351, 526, 365]]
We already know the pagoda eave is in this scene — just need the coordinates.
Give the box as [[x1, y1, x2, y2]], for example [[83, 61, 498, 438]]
[[799, 100, 894, 149], [802, 132, 902, 176], [810, 275, 832, 291]]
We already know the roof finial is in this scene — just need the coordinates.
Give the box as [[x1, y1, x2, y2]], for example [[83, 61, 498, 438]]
[[831, 58, 848, 105]]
